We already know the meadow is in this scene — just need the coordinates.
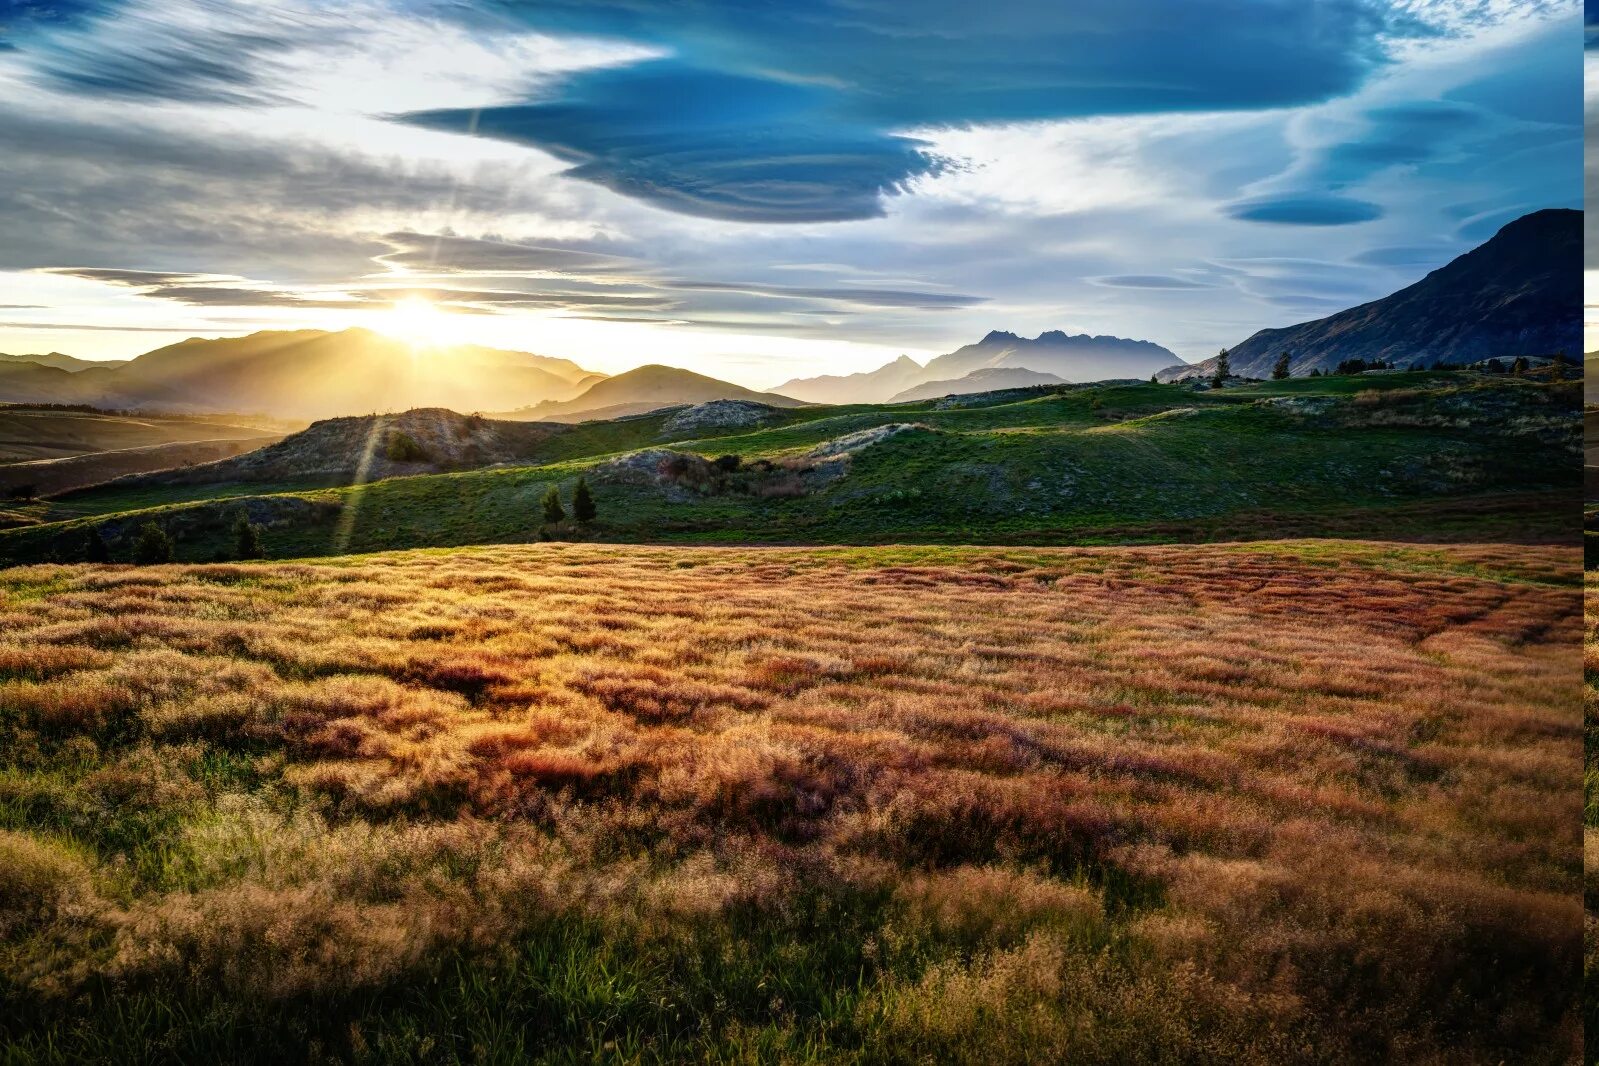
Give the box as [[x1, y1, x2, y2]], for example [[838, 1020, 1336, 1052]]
[[0, 371, 1578, 566], [0, 539, 1581, 1063]]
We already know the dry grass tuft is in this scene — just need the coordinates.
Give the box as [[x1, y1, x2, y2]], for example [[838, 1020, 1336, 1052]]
[[0, 541, 1580, 1061]]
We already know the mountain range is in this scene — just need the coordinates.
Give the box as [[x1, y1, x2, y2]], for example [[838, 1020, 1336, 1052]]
[[1162, 208, 1580, 380], [501, 365, 807, 422], [0, 330, 601, 419], [0, 208, 1574, 416], [775, 332, 1182, 404]]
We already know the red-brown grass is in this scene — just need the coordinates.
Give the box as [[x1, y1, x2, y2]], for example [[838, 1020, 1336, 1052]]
[[0, 541, 1580, 1062]]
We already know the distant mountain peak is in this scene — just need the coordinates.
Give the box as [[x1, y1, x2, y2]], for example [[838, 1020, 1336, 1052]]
[[980, 330, 1022, 345]]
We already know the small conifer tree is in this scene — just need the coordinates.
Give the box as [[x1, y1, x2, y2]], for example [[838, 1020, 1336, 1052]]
[[234, 511, 265, 559], [1272, 351, 1291, 380], [542, 485, 565, 525], [86, 526, 111, 563], [572, 477, 596, 523], [1211, 348, 1230, 388]]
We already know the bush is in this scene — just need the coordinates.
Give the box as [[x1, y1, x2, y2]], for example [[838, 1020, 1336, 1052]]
[[713, 454, 742, 473], [384, 432, 428, 463], [572, 477, 596, 523], [132, 522, 174, 565]]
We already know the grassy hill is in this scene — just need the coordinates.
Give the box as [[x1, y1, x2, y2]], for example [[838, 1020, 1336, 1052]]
[[0, 370, 1576, 566]]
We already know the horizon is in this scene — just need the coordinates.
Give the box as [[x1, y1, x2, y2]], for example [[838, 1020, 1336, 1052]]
[[0, 1, 1580, 388]]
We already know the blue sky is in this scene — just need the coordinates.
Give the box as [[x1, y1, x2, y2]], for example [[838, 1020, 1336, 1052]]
[[0, 0, 1581, 385]]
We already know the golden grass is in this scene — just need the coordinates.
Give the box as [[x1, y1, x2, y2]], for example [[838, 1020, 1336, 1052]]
[[0, 541, 1581, 1062]]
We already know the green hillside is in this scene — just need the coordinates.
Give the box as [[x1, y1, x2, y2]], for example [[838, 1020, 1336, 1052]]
[[0, 371, 1577, 565]]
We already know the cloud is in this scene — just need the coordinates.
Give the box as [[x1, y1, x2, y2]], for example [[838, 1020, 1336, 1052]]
[[1090, 275, 1215, 290], [394, 0, 1493, 222], [664, 280, 984, 310], [1347, 244, 1457, 267], [403, 60, 942, 223], [40, 267, 233, 286], [374, 232, 645, 276], [1224, 194, 1385, 226]]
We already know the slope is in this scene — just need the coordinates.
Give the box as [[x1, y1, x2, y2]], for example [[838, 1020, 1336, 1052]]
[[1165, 208, 1581, 380]]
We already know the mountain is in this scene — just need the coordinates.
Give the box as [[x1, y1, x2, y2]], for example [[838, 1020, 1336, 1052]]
[[0, 361, 144, 407], [514, 364, 808, 421], [0, 329, 605, 418], [773, 355, 924, 404], [1162, 208, 1581, 381], [776, 333, 1181, 404], [0, 352, 129, 372], [887, 367, 1066, 403], [920, 331, 1181, 384]]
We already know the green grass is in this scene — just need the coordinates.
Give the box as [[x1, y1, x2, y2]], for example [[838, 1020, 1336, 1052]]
[[1, 372, 1577, 566]]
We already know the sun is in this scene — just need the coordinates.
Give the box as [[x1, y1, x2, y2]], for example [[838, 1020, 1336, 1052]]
[[380, 295, 455, 349]]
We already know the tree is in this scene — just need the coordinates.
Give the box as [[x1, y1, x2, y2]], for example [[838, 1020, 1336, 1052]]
[[133, 522, 174, 565], [1271, 351, 1292, 380], [1149, 373, 1157, 384], [1309, 368, 1322, 378], [541, 485, 565, 525], [1551, 351, 1567, 382], [85, 526, 111, 563], [233, 511, 265, 560], [1211, 348, 1229, 388], [1510, 356, 1529, 376], [572, 477, 596, 523]]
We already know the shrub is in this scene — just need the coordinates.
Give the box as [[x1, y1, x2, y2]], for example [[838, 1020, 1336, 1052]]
[[1272, 352, 1291, 380], [713, 454, 742, 473], [384, 432, 428, 463], [132, 522, 174, 565], [572, 477, 596, 523]]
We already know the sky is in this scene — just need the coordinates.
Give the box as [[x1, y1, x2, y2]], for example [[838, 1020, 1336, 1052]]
[[1587, 0, 1599, 353], [0, 0, 1582, 389]]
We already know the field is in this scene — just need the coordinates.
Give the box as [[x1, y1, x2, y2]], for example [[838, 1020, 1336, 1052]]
[[0, 540, 1580, 1063], [0, 372, 1578, 565]]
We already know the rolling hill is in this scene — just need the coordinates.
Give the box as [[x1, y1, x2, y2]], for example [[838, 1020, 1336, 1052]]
[[0, 329, 606, 418], [3, 368, 1574, 565], [1163, 209, 1582, 381], [510, 364, 808, 421], [102, 408, 566, 489]]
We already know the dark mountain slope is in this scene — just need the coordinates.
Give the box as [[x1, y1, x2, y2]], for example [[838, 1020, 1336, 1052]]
[[1164, 209, 1580, 380]]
